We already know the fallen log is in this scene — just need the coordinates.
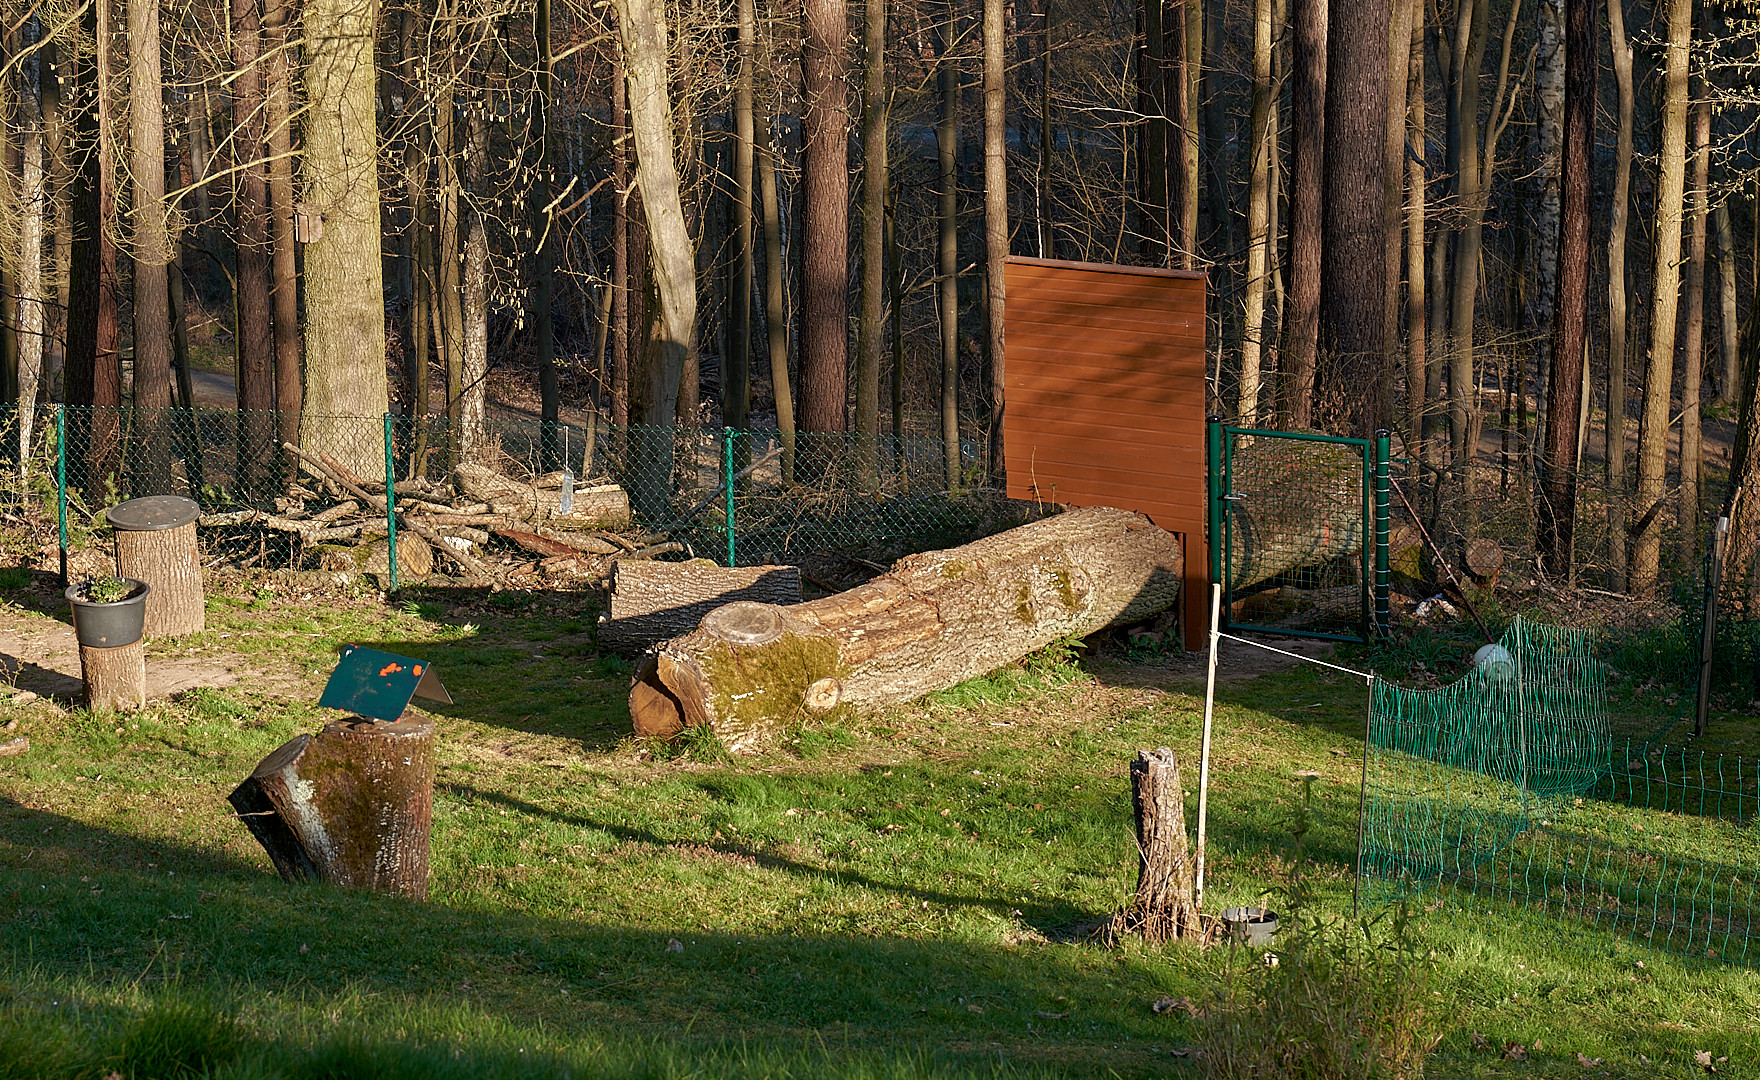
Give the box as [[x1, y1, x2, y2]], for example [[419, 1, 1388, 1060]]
[[630, 506, 1182, 749], [1225, 438, 1365, 590], [228, 715, 436, 899], [455, 462, 630, 527], [599, 560, 802, 654]]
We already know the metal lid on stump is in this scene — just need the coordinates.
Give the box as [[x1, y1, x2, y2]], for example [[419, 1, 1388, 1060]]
[[106, 495, 200, 532]]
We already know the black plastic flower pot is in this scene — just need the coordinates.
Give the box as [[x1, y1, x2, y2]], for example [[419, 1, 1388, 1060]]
[[66, 579, 152, 648], [1221, 906, 1279, 947]]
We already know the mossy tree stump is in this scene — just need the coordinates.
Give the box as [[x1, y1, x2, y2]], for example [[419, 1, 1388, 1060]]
[[229, 715, 436, 899], [630, 507, 1184, 751]]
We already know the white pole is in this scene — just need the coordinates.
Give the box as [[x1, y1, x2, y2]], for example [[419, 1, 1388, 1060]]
[[1194, 581, 1222, 904]]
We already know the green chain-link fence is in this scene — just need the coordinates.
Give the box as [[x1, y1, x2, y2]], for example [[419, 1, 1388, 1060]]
[[1360, 615, 1760, 966], [0, 403, 1025, 584]]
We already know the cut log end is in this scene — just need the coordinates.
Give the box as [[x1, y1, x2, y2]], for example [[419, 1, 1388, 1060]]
[[702, 601, 787, 645], [803, 677, 843, 712]]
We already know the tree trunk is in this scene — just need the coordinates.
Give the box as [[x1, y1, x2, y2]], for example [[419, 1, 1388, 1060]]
[[302, 0, 391, 474], [758, 101, 795, 481], [799, 0, 849, 436], [1632, 0, 1692, 591], [1178, 0, 1198, 266], [114, 520, 204, 638], [1536, 0, 1594, 577], [729, 0, 756, 434], [1716, 203, 1738, 408], [612, 0, 697, 512], [432, 47, 463, 457], [1383, 0, 1415, 428], [630, 507, 1183, 750], [265, 0, 302, 458], [233, 0, 276, 495], [600, 561, 801, 653], [984, 0, 1006, 481], [65, 0, 121, 491], [1447, 0, 1490, 478], [611, 51, 630, 429], [79, 641, 145, 712], [1137, 0, 1169, 263], [462, 107, 489, 460], [1318, 0, 1390, 436], [1238, 0, 1273, 426], [1529, 0, 1565, 448], [1038, 8, 1053, 257], [41, 37, 68, 395], [937, 10, 959, 488], [1107, 748, 1203, 943], [128, 0, 174, 493], [1678, 98, 1709, 569], [533, 0, 559, 469], [229, 716, 436, 899], [856, 0, 886, 478], [1405, 3, 1428, 477], [1278, 0, 1324, 428], [1606, 0, 1632, 591], [16, 113, 42, 471]]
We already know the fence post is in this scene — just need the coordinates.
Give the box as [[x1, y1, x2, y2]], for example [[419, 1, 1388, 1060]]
[[724, 427, 737, 567], [384, 413, 398, 592], [1374, 430, 1391, 638], [56, 404, 67, 586]]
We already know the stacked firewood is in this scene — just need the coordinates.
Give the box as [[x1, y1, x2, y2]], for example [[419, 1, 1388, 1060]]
[[194, 444, 664, 585]]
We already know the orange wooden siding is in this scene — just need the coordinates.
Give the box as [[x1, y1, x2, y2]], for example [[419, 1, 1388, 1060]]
[[1002, 256, 1209, 649]]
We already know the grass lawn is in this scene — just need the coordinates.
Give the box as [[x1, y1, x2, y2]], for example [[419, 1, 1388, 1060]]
[[1, 572, 1758, 1077]]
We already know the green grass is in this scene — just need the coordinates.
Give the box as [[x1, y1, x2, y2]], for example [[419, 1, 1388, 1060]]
[[2, 572, 1759, 1076]]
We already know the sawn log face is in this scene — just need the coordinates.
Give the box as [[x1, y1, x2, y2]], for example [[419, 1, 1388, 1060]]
[[630, 507, 1182, 749]]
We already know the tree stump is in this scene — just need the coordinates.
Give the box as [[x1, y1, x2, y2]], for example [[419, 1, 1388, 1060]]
[[599, 560, 801, 654], [108, 496, 204, 637], [1106, 747, 1203, 943], [228, 715, 436, 899], [79, 641, 146, 712], [631, 507, 1183, 749]]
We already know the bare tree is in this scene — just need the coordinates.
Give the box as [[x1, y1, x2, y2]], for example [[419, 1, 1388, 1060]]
[[1277, 0, 1323, 427], [264, 0, 301, 453], [1677, 98, 1710, 567], [799, 0, 850, 436], [856, 0, 886, 475], [1606, 0, 1633, 589], [984, 0, 1006, 479]]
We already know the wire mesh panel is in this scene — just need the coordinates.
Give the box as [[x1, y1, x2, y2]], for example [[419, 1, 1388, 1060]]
[[1216, 426, 1378, 641], [1360, 616, 1760, 966]]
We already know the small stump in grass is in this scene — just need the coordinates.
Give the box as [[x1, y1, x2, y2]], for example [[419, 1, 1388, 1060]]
[[1105, 747, 1204, 943]]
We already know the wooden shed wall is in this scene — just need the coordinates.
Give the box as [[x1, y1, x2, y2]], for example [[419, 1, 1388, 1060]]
[[1001, 256, 1208, 648]]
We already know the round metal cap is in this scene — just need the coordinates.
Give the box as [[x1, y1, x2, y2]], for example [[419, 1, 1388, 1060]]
[[106, 495, 200, 532]]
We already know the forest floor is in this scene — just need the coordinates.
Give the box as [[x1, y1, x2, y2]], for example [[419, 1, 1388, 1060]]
[[1, 559, 1758, 1078]]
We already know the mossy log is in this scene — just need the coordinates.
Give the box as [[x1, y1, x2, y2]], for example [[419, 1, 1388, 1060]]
[[228, 715, 436, 899], [629, 507, 1182, 750]]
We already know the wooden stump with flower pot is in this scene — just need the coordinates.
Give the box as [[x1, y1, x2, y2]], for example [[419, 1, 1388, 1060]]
[[108, 496, 205, 638], [66, 577, 150, 711]]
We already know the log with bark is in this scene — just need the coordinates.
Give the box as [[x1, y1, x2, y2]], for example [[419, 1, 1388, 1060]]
[[455, 462, 630, 527], [80, 641, 146, 712], [629, 507, 1182, 750], [228, 714, 436, 899], [599, 560, 801, 654], [1224, 437, 1366, 590]]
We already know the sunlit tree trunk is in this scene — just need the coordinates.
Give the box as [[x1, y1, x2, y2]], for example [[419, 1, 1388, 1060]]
[[1383, 0, 1414, 425], [1631, 0, 1692, 591], [800, 0, 849, 436], [758, 101, 794, 480], [611, 50, 629, 428], [984, 0, 1006, 480], [233, 0, 276, 492], [1238, 0, 1273, 425], [532, 0, 558, 467], [1677, 99, 1710, 569], [264, 0, 301, 457], [16, 106, 42, 471], [1606, 0, 1633, 589], [1536, 0, 1594, 577], [728, 0, 755, 433], [937, 7, 959, 487], [1277, 0, 1323, 427], [1446, 0, 1489, 475], [302, 0, 391, 472], [462, 103, 488, 460], [1405, 4, 1428, 478], [1716, 203, 1738, 408], [856, 0, 886, 478], [129, 0, 174, 493]]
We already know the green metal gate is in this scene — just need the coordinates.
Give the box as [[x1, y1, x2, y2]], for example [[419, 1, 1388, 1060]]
[[1206, 418, 1390, 643]]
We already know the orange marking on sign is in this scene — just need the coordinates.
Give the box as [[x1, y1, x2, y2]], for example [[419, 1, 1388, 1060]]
[[412, 665, 423, 676], [379, 663, 404, 676]]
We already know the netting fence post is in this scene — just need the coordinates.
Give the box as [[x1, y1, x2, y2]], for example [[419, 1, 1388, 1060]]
[[724, 427, 737, 567], [384, 413, 398, 592], [1374, 430, 1391, 637], [55, 403, 67, 586]]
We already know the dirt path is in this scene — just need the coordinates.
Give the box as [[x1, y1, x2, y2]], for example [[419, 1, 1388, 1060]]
[[0, 618, 311, 706]]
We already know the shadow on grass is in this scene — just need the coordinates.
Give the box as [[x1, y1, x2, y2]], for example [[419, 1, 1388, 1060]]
[[0, 794, 1195, 1079]]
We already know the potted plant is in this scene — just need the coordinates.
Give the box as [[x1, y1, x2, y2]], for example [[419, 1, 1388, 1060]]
[[65, 576, 152, 648]]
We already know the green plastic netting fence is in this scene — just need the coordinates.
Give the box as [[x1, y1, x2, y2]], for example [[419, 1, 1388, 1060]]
[[1361, 616, 1760, 964]]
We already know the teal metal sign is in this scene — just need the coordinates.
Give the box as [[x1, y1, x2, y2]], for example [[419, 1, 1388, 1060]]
[[318, 645, 452, 722]]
